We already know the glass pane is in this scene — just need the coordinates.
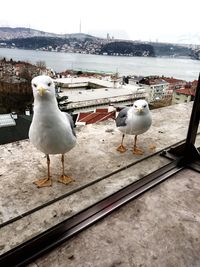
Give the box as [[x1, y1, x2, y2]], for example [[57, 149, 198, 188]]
[[0, 0, 200, 257]]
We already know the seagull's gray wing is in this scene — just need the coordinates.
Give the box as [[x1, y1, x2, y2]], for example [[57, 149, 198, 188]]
[[116, 107, 129, 127], [63, 112, 76, 137]]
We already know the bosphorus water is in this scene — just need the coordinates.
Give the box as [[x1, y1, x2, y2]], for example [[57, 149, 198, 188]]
[[1, 48, 200, 81]]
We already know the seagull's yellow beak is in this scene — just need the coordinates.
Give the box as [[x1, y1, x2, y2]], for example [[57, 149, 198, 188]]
[[137, 108, 143, 113], [37, 86, 47, 96]]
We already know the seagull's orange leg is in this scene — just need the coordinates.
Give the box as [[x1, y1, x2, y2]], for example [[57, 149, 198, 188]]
[[33, 154, 52, 187], [58, 154, 74, 185], [117, 134, 127, 153], [133, 135, 144, 155]]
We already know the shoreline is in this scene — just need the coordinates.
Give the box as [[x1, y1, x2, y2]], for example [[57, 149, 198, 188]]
[[0, 46, 197, 61], [0, 47, 200, 81]]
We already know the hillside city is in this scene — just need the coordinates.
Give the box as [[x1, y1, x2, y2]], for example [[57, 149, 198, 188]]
[[0, 28, 199, 137], [1, 27, 200, 267], [0, 27, 200, 59], [0, 57, 197, 117]]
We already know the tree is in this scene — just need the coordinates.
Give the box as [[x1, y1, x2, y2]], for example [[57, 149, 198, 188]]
[[36, 60, 46, 69], [18, 66, 32, 82]]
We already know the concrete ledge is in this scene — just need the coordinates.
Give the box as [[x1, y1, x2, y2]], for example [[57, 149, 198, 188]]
[[0, 102, 200, 254]]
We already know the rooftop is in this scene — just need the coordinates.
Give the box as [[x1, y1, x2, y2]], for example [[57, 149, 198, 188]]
[[54, 77, 115, 88], [76, 109, 116, 125], [59, 86, 144, 102], [162, 77, 186, 84], [176, 88, 196, 96], [55, 78, 145, 112], [139, 77, 169, 86], [0, 102, 200, 266]]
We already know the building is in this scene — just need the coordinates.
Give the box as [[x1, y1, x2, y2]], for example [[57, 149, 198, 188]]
[[172, 80, 197, 104], [161, 77, 186, 92], [54, 77, 146, 114], [172, 88, 196, 104], [139, 76, 171, 106]]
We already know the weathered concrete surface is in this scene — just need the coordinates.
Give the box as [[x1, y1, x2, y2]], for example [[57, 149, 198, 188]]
[[31, 169, 200, 267], [0, 102, 196, 220], [0, 154, 170, 254], [0, 102, 200, 255]]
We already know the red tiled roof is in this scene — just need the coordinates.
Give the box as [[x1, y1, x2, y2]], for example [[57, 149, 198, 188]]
[[96, 108, 109, 112], [175, 88, 195, 96], [78, 112, 93, 121], [77, 110, 115, 124], [162, 77, 185, 83]]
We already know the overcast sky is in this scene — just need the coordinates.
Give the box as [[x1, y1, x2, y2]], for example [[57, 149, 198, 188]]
[[1, 0, 200, 44]]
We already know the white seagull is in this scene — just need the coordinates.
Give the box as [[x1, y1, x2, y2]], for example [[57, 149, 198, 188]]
[[29, 75, 77, 188], [116, 99, 152, 154]]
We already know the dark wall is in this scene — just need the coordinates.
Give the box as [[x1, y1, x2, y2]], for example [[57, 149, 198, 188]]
[[0, 115, 32, 145]]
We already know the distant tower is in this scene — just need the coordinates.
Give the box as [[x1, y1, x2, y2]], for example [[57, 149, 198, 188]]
[[79, 19, 82, 33]]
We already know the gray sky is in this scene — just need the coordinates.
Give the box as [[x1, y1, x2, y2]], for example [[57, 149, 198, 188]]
[[1, 0, 200, 44]]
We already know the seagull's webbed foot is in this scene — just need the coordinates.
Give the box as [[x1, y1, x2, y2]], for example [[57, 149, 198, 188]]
[[59, 154, 75, 185], [132, 135, 144, 155], [149, 144, 156, 152], [58, 175, 74, 185], [33, 178, 52, 188], [34, 154, 52, 188], [117, 144, 127, 153], [133, 147, 144, 155]]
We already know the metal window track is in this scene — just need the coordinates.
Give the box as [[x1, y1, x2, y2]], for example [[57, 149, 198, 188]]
[[0, 73, 200, 267]]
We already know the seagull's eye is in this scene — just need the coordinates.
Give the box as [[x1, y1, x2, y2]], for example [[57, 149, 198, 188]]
[[134, 105, 137, 108], [47, 82, 51, 87], [33, 83, 37, 87], [143, 104, 147, 108]]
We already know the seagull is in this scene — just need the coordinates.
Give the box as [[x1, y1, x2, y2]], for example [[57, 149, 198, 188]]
[[29, 75, 77, 188], [116, 99, 152, 154]]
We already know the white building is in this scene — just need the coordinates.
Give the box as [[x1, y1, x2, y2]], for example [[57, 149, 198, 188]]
[[53, 77, 146, 114], [139, 77, 170, 103]]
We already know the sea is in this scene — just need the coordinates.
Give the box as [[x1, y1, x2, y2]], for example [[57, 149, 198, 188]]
[[0, 47, 200, 81]]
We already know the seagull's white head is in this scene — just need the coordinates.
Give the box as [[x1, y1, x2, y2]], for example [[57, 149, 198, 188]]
[[31, 75, 56, 100], [132, 99, 150, 114]]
